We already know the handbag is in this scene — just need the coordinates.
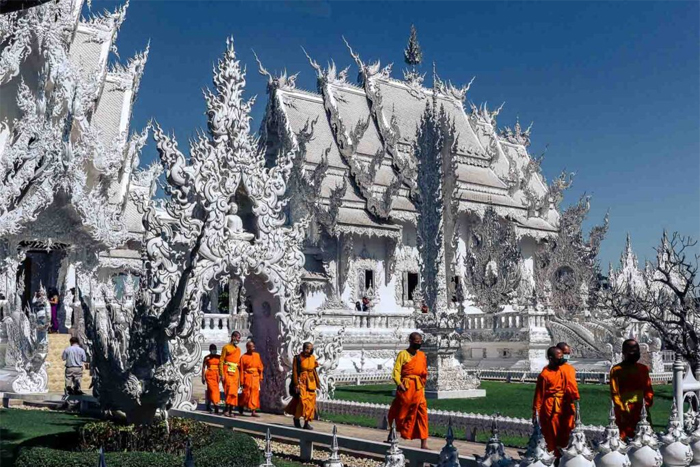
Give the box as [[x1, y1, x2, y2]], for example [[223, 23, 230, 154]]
[[288, 355, 302, 397]]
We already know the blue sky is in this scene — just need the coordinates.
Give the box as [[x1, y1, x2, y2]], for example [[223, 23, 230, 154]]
[[102, 0, 700, 269]]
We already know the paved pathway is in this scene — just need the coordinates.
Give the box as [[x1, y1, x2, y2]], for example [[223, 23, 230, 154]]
[[196, 407, 522, 459]]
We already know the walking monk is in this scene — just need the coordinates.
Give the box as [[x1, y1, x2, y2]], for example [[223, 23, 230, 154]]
[[239, 340, 264, 417], [610, 339, 654, 440], [533, 346, 580, 457], [219, 331, 242, 417], [201, 344, 221, 414], [388, 332, 429, 449], [285, 342, 320, 430]]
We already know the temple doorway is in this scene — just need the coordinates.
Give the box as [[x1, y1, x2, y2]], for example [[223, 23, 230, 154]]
[[17, 246, 66, 311], [242, 274, 285, 411]]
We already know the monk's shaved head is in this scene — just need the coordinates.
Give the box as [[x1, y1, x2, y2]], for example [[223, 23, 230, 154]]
[[622, 339, 639, 352], [409, 332, 423, 342], [546, 346, 560, 359]]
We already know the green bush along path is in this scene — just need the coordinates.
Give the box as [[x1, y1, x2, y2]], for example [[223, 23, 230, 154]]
[[330, 381, 673, 444]]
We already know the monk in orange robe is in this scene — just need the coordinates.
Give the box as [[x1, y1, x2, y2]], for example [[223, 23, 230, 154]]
[[556, 342, 580, 449], [533, 346, 580, 457], [219, 331, 241, 417], [285, 342, 320, 430], [238, 340, 264, 417], [610, 339, 654, 440], [201, 344, 221, 414], [388, 332, 429, 450]]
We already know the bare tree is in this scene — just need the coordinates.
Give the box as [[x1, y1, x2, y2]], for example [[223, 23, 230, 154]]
[[604, 231, 699, 373]]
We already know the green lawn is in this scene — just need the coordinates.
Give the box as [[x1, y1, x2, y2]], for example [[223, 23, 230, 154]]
[[0, 408, 93, 466], [332, 381, 674, 430]]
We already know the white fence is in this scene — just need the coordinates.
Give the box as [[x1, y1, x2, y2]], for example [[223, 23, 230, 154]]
[[332, 369, 674, 386], [318, 399, 605, 441]]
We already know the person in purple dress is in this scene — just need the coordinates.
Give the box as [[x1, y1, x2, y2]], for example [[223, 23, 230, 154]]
[[48, 287, 60, 332]]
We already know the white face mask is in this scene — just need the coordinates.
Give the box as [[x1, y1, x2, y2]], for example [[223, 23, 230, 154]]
[[563, 354, 571, 362]]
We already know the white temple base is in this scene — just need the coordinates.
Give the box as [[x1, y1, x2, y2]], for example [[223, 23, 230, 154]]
[[424, 389, 486, 399]]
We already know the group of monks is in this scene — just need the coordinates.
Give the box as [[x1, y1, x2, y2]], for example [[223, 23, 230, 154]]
[[202, 330, 654, 455], [533, 339, 654, 457], [201, 331, 321, 429], [201, 331, 265, 417], [384, 334, 654, 458]]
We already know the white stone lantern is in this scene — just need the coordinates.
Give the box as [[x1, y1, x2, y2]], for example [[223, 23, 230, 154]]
[[518, 412, 555, 467], [659, 401, 693, 467], [627, 403, 663, 467], [593, 401, 631, 467], [559, 402, 595, 467]]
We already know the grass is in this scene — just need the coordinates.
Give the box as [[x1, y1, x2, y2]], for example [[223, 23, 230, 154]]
[[328, 381, 674, 448], [0, 408, 93, 466]]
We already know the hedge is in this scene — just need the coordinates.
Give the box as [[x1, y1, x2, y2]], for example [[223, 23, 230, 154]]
[[16, 429, 262, 467]]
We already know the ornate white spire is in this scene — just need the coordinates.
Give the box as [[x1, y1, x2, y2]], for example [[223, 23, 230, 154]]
[[659, 400, 693, 467], [593, 401, 630, 467], [559, 402, 595, 466], [477, 415, 514, 467], [518, 412, 555, 467], [383, 421, 405, 467], [627, 403, 663, 467], [438, 419, 460, 467], [259, 429, 275, 467], [323, 425, 343, 467]]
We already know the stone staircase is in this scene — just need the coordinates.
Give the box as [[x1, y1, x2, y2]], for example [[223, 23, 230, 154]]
[[46, 333, 71, 393]]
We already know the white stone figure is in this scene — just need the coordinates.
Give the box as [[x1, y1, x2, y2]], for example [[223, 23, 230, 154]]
[[593, 401, 631, 467], [477, 415, 515, 467], [689, 410, 700, 467], [559, 402, 595, 467], [518, 412, 555, 467], [437, 419, 460, 467], [259, 429, 275, 467], [627, 403, 663, 467], [225, 204, 254, 241], [323, 425, 343, 467], [383, 421, 405, 467], [659, 400, 693, 467]]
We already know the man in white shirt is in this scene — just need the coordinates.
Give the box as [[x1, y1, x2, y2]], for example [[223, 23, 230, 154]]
[[62, 337, 87, 395]]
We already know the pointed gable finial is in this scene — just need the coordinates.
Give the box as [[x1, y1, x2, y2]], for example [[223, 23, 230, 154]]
[[404, 24, 423, 70]]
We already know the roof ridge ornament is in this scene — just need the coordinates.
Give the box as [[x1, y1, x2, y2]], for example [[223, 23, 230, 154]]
[[253, 50, 298, 92]]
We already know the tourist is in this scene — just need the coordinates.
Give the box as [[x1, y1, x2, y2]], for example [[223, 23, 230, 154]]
[[387, 332, 429, 450], [219, 331, 242, 417], [48, 287, 59, 332], [201, 344, 221, 414], [610, 339, 654, 440], [62, 336, 87, 395], [555, 340, 579, 448], [284, 342, 320, 430], [532, 346, 580, 457], [355, 296, 371, 311], [238, 340, 264, 417]]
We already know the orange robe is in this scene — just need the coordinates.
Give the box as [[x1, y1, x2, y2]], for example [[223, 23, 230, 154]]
[[219, 343, 241, 406], [388, 350, 429, 441], [610, 362, 654, 440], [203, 354, 221, 405], [284, 354, 319, 421], [533, 365, 580, 457], [240, 352, 264, 410]]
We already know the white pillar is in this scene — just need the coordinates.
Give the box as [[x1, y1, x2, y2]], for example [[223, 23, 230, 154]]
[[673, 353, 685, 428]]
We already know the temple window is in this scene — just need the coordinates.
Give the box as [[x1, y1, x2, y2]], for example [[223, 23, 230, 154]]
[[406, 272, 418, 301], [364, 269, 374, 290]]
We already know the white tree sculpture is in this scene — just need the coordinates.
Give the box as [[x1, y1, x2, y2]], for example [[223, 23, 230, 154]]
[[85, 38, 321, 423]]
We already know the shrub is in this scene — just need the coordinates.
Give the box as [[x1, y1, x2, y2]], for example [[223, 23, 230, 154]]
[[78, 417, 213, 454], [17, 428, 262, 467]]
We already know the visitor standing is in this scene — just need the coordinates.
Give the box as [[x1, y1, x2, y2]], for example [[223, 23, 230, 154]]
[[201, 344, 221, 414], [238, 340, 264, 417], [532, 346, 580, 458], [284, 342, 320, 430], [48, 287, 60, 332], [62, 336, 87, 395], [219, 331, 242, 417], [555, 341, 579, 449], [387, 332, 429, 449], [609, 339, 654, 440]]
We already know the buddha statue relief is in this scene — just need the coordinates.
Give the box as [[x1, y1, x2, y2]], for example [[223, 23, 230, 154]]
[[225, 203, 254, 242]]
